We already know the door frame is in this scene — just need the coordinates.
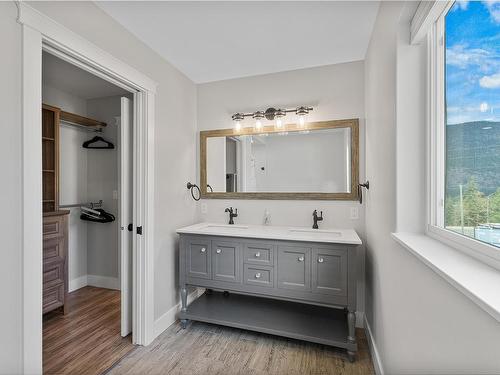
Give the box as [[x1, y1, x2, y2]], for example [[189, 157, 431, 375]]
[[18, 3, 157, 373]]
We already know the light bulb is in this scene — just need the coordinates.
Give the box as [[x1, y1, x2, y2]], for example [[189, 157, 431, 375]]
[[298, 115, 306, 128], [235, 120, 241, 131], [255, 119, 263, 130]]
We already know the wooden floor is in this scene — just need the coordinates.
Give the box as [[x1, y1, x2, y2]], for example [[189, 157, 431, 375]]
[[43, 286, 134, 375], [109, 320, 374, 375]]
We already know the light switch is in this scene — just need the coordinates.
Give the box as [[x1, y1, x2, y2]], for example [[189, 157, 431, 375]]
[[350, 207, 359, 220], [201, 202, 208, 214]]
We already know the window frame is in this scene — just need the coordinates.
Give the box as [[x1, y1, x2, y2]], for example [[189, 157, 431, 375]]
[[426, 1, 500, 270]]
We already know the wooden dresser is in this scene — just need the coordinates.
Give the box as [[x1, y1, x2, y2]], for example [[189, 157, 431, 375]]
[[42, 104, 69, 314]]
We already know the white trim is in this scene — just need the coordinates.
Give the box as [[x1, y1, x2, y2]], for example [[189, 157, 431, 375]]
[[18, 3, 157, 371], [87, 275, 121, 290], [21, 22, 43, 375], [392, 232, 500, 323], [425, 2, 500, 271], [364, 316, 384, 375], [411, 0, 450, 44], [152, 288, 205, 339], [69, 275, 88, 292]]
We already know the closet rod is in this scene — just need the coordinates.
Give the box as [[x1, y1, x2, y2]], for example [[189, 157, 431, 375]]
[[60, 120, 103, 133], [60, 200, 103, 209]]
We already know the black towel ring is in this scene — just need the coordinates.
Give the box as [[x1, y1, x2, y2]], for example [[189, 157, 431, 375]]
[[187, 182, 201, 201], [358, 181, 370, 204]]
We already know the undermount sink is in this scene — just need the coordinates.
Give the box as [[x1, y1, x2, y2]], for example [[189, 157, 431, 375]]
[[288, 228, 342, 237], [202, 224, 249, 230]]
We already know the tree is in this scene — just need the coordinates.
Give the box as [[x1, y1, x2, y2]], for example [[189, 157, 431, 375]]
[[487, 188, 500, 223], [462, 178, 488, 227]]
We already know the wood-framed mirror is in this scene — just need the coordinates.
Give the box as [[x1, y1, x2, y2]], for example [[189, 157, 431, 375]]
[[200, 118, 359, 200]]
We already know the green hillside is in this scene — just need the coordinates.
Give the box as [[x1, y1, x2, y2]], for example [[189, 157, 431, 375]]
[[446, 121, 500, 196]]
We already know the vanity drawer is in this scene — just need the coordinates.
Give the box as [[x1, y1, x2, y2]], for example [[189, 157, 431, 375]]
[[244, 265, 274, 288], [244, 243, 274, 266]]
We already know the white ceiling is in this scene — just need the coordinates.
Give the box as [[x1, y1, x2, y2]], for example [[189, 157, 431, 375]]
[[42, 52, 129, 99], [96, 1, 380, 83]]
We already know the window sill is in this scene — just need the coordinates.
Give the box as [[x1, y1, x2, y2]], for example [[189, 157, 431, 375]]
[[392, 232, 500, 323]]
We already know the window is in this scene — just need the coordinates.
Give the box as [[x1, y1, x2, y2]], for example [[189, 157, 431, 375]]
[[438, 1, 500, 249]]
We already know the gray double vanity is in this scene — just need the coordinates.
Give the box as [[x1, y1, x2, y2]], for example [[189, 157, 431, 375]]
[[177, 223, 361, 361]]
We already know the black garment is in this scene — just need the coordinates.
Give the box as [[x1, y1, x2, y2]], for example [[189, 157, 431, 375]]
[[80, 208, 115, 223]]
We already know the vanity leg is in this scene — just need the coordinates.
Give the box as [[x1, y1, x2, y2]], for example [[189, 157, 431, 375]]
[[180, 285, 188, 329], [347, 310, 356, 362]]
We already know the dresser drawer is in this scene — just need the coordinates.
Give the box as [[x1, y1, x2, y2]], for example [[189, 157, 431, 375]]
[[244, 242, 274, 266], [43, 283, 64, 314], [43, 261, 64, 285], [43, 215, 65, 239], [244, 265, 274, 288], [43, 237, 65, 262]]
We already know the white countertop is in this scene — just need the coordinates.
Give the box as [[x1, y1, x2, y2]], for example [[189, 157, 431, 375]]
[[177, 222, 362, 245]]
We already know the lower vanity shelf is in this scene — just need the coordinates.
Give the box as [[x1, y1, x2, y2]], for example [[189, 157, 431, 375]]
[[180, 291, 355, 352]]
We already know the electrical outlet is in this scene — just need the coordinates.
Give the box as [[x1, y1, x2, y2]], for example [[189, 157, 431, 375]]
[[350, 207, 359, 220], [113, 190, 118, 200], [201, 202, 208, 214]]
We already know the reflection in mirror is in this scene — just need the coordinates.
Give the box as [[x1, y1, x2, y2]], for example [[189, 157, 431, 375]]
[[206, 128, 351, 193]]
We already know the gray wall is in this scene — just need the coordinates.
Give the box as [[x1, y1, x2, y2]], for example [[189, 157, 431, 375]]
[[364, 2, 500, 373]]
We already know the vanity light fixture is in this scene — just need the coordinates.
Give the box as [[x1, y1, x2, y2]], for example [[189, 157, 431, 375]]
[[231, 106, 313, 131]]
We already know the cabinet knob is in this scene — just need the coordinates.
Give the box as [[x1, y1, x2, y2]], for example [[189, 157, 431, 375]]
[[216, 249, 222, 254], [255, 252, 261, 258], [255, 273, 261, 279], [318, 257, 324, 263], [200, 248, 206, 253], [298, 256, 304, 262]]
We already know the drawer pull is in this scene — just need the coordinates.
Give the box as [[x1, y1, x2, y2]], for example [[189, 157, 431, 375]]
[[298, 256, 304, 262], [318, 257, 324, 263], [255, 273, 261, 279], [255, 252, 261, 258], [216, 248, 222, 254], [200, 248, 206, 253]]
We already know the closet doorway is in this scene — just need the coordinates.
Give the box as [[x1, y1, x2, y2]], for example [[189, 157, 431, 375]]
[[41, 51, 135, 374]]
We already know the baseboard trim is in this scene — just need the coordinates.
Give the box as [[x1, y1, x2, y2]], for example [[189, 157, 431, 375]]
[[364, 316, 384, 375], [152, 288, 204, 340], [69, 275, 88, 292], [87, 274, 120, 290]]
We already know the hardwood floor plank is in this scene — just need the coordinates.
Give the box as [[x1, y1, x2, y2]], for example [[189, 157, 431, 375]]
[[109, 321, 374, 375], [43, 286, 134, 375]]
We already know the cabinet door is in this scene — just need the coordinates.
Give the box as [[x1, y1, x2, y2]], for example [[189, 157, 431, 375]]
[[212, 240, 241, 283], [277, 246, 311, 291], [312, 248, 348, 296], [187, 239, 211, 279]]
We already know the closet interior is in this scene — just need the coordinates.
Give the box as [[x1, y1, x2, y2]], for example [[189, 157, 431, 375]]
[[41, 51, 135, 373]]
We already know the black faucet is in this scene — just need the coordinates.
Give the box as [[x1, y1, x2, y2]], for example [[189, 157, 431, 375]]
[[312, 210, 323, 229], [225, 207, 238, 225]]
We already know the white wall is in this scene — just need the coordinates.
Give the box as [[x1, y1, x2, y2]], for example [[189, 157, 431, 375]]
[[0, 3, 23, 373], [364, 2, 500, 373], [197, 61, 366, 324], [42, 84, 89, 290]]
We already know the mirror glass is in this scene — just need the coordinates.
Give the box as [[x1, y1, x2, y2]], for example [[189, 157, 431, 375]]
[[206, 127, 352, 193]]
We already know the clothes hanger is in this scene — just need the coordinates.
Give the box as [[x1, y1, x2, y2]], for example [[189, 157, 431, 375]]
[[82, 136, 115, 149]]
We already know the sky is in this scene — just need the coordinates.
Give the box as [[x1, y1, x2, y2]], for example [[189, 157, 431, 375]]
[[446, 0, 500, 125]]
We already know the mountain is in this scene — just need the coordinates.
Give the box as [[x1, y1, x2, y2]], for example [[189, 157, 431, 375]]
[[446, 121, 500, 196]]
